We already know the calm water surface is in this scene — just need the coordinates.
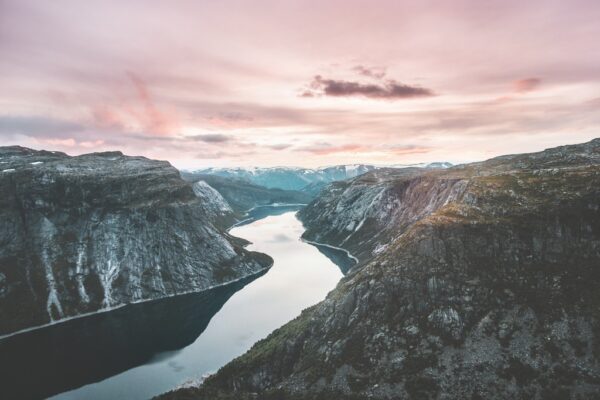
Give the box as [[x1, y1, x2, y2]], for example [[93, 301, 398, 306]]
[[0, 210, 353, 399]]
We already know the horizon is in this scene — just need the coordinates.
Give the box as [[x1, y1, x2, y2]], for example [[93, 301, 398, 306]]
[[6, 137, 598, 172], [1, 0, 600, 169]]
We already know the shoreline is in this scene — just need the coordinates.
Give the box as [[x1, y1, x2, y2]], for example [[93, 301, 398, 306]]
[[300, 238, 359, 264], [0, 263, 272, 341]]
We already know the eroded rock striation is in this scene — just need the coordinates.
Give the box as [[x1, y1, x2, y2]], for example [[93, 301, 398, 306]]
[[0, 147, 271, 336], [161, 139, 600, 399]]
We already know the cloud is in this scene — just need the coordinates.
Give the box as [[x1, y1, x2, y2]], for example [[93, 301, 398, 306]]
[[352, 65, 386, 80], [513, 78, 541, 93], [304, 75, 434, 100], [0, 115, 84, 137], [188, 133, 230, 143], [267, 143, 291, 150], [296, 142, 367, 155], [91, 106, 127, 130], [388, 145, 431, 155], [126, 72, 180, 135]]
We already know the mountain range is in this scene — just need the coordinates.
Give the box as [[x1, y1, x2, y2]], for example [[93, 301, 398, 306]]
[[189, 163, 452, 191], [161, 138, 600, 400]]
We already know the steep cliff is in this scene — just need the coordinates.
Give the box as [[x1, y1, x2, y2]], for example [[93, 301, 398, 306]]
[[161, 139, 600, 399], [181, 173, 311, 214], [298, 168, 467, 262], [0, 147, 272, 336]]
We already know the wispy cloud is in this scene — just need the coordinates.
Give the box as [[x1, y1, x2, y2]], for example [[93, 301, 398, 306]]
[[0, 115, 83, 137], [188, 133, 230, 143], [513, 78, 542, 93], [352, 65, 387, 80], [296, 142, 367, 155]]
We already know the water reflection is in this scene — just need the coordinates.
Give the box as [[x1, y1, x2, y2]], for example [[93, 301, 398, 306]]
[[0, 211, 354, 400], [233, 204, 304, 227], [312, 244, 357, 274], [0, 275, 260, 400]]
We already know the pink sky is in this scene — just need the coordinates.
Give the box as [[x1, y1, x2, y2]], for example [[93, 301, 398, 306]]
[[1, 0, 599, 168]]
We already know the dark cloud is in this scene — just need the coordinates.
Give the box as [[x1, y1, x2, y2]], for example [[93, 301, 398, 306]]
[[0, 115, 84, 137], [352, 65, 386, 80], [304, 75, 434, 100], [188, 133, 231, 143]]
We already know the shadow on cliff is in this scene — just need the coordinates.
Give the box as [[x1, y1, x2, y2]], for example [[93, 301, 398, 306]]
[[0, 273, 263, 400]]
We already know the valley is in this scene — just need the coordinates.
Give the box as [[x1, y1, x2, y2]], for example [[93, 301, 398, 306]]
[[161, 139, 600, 400], [1, 139, 599, 400]]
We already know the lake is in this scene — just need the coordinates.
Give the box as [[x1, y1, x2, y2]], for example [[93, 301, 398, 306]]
[[0, 209, 355, 399]]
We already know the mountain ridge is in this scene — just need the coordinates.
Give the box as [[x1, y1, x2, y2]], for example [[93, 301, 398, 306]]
[[159, 138, 600, 400], [0, 147, 272, 336]]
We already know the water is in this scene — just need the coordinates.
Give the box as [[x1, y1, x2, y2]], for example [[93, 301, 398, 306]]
[[0, 210, 355, 399]]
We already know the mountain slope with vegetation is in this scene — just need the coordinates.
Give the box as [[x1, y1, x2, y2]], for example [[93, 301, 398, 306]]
[[181, 172, 311, 214], [160, 138, 600, 400]]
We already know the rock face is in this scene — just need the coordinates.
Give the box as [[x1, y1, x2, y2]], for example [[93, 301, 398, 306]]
[[181, 173, 311, 213], [190, 180, 237, 227], [0, 147, 272, 336], [298, 167, 467, 262], [161, 139, 600, 399]]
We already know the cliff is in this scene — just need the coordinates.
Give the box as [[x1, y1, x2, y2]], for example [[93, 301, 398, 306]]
[[160, 138, 600, 399], [0, 147, 271, 336]]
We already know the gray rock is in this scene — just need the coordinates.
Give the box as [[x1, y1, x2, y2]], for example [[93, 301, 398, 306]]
[[0, 147, 272, 336]]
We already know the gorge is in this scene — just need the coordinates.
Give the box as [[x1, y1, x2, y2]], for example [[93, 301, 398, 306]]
[[1, 139, 599, 400]]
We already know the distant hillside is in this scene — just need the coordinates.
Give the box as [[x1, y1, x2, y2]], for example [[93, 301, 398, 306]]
[[188, 163, 452, 191], [162, 138, 600, 400], [180, 172, 311, 213]]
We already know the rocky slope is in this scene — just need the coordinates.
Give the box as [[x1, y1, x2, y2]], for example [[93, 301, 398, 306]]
[[297, 167, 467, 262], [0, 147, 272, 336], [181, 173, 311, 214], [160, 138, 600, 399]]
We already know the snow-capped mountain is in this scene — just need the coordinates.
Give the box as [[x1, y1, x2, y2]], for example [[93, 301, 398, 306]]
[[190, 163, 451, 191]]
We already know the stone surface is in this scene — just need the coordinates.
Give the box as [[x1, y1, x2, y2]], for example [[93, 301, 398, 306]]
[[0, 147, 272, 336]]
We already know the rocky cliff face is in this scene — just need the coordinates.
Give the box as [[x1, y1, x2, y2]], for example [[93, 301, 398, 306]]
[[161, 139, 600, 399], [181, 173, 311, 214], [0, 147, 271, 336], [298, 168, 467, 262]]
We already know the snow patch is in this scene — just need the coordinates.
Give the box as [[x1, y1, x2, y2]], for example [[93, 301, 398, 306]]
[[75, 246, 90, 303]]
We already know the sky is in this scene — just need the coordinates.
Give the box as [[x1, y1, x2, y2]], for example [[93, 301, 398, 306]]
[[1, 0, 599, 169]]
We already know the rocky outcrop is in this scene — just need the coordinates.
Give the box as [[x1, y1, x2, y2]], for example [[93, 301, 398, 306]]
[[191, 180, 237, 227], [298, 168, 467, 262], [0, 147, 272, 336], [181, 173, 311, 213], [160, 138, 600, 399]]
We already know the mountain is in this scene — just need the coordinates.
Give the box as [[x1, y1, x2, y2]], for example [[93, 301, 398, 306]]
[[160, 138, 600, 399], [181, 172, 311, 214], [189, 163, 452, 191], [0, 146, 272, 336]]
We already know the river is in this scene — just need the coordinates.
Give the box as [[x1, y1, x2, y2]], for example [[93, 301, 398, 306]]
[[0, 209, 355, 399]]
